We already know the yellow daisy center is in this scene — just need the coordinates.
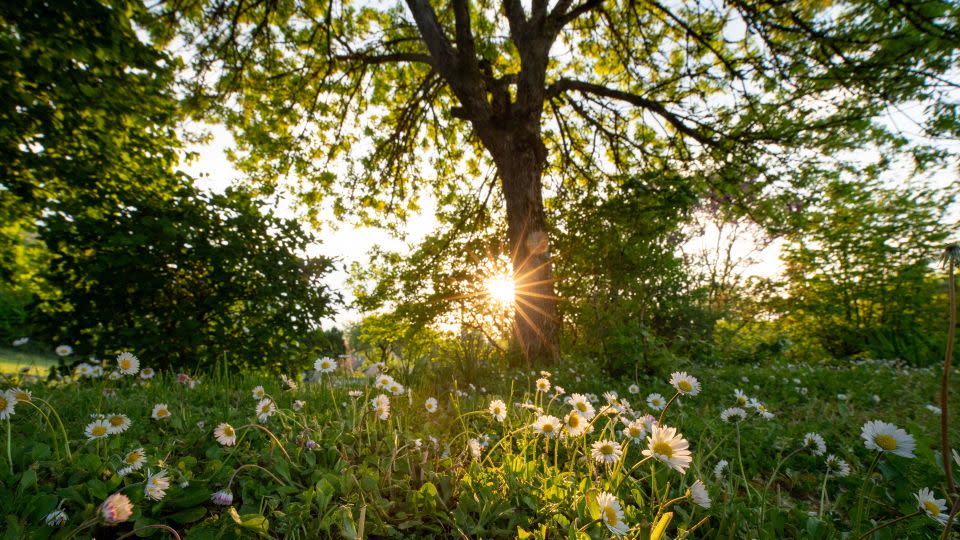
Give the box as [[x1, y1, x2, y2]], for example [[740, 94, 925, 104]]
[[568, 415, 581, 428], [737, 397, 747, 406], [603, 505, 619, 525], [542, 423, 554, 433], [924, 501, 941, 515], [120, 359, 131, 369], [678, 380, 692, 392], [158, 409, 168, 417], [576, 402, 587, 412], [653, 441, 673, 458], [629, 427, 642, 437], [493, 406, 501, 415], [109, 416, 125, 426], [125, 451, 142, 464], [0, 396, 7, 409], [223, 426, 234, 436], [874, 434, 898, 451], [92, 425, 107, 437], [321, 361, 330, 369], [600, 444, 614, 455], [15, 391, 29, 402]]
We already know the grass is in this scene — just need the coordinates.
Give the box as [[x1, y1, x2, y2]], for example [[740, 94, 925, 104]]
[[0, 356, 957, 538], [0, 347, 57, 376]]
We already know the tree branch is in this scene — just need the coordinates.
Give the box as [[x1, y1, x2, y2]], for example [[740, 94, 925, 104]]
[[333, 52, 434, 66]]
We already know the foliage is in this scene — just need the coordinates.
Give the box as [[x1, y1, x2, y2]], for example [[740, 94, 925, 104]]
[[34, 184, 339, 372]]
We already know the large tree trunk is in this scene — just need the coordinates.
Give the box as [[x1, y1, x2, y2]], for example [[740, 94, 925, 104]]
[[486, 128, 559, 365]]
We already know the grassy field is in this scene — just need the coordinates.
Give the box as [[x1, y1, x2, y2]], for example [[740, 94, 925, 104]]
[[0, 347, 57, 376], [0, 356, 957, 538]]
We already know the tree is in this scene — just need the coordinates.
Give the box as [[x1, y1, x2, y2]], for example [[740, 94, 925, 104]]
[[35, 183, 338, 371], [160, 0, 959, 363]]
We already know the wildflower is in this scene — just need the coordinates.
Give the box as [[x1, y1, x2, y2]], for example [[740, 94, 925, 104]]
[[734, 389, 748, 406], [535, 378, 551, 393], [564, 411, 589, 437], [375, 374, 393, 388], [372, 394, 390, 420], [252, 386, 266, 399], [116, 352, 139, 375], [55, 345, 73, 357], [468, 438, 482, 460], [628, 384, 640, 395], [749, 399, 775, 419], [314, 356, 337, 373], [305, 439, 318, 449], [105, 414, 131, 434], [151, 403, 171, 420], [603, 391, 618, 403], [553, 385, 565, 396], [643, 424, 692, 473], [720, 407, 746, 423], [569, 393, 596, 419], [10, 388, 31, 403], [120, 448, 146, 476], [292, 400, 305, 412], [591, 440, 623, 465], [76, 363, 93, 378], [108, 371, 122, 380], [802, 432, 826, 456], [531, 415, 561, 438], [12, 337, 29, 347], [861, 420, 915, 458], [690, 479, 711, 508], [489, 399, 506, 422], [836, 393, 848, 401], [915, 488, 948, 525], [214, 423, 237, 446], [140, 367, 155, 379], [255, 398, 276, 422], [926, 404, 942, 415], [90, 365, 103, 378], [211, 490, 233, 506], [145, 469, 170, 501], [388, 381, 404, 395], [540, 370, 551, 378], [85, 419, 110, 440], [646, 393, 666, 411], [348, 390, 363, 398], [44, 509, 68, 526], [100, 493, 133, 524], [0, 391, 16, 420], [825, 454, 850, 477], [596, 491, 629, 536], [622, 419, 646, 442], [714, 459, 728, 481], [176, 373, 191, 385], [669, 372, 700, 396], [280, 374, 298, 391]]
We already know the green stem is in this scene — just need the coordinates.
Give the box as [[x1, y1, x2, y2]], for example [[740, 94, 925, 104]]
[[855, 510, 921, 540], [658, 392, 680, 425], [735, 423, 756, 500], [6, 419, 12, 475], [818, 470, 831, 519], [855, 453, 883, 534], [33, 397, 72, 460]]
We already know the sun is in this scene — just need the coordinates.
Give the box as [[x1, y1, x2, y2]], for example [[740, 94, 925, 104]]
[[484, 274, 515, 308]]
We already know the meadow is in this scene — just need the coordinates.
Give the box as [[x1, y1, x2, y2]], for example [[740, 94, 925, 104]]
[[1, 351, 956, 539]]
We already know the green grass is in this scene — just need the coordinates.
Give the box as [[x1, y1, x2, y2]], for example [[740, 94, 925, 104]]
[[0, 347, 57, 375]]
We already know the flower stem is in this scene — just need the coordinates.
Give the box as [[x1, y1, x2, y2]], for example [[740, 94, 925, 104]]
[[855, 452, 882, 534], [855, 510, 921, 540], [658, 392, 680, 425], [818, 470, 831, 519], [6, 418, 12, 475]]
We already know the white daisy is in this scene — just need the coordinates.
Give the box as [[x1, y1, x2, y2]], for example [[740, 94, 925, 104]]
[[590, 440, 623, 465], [423, 397, 438, 413], [535, 378, 551, 393], [9, 388, 31, 404], [569, 393, 596, 419], [314, 356, 337, 373], [255, 398, 276, 422], [388, 381, 404, 395], [825, 454, 850, 477], [12, 337, 29, 347], [553, 385, 565, 396], [280, 374, 298, 391], [151, 403, 171, 420], [372, 394, 390, 420], [0, 391, 16, 420], [251, 386, 266, 399], [603, 391, 618, 403], [628, 384, 640, 395], [375, 374, 393, 389], [926, 404, 942, 415], [120, 448, 146, 474], [76, 363, 93, 378], [646, 393, 666, 411], [140, 367, 155, 379], [622, 419, 646, 442], [44, 509, 68, 526], [105, 413, 131, 434], [488, 399, 506, 422], [116, 352, 139, 375], [713, 459, 728, 481], [211, 490, 233, 505], [292, 399, 305, 412], [802, 432, 826, 456], [531, 415, 561, 438], [734, 389, 749, 407], [669, 371, 700, 396], [564, 411, 590, 437], [690, 479, 711, 508], [468, 438, 482, 460], [596, 491, 630, 536], [861, 420, 916, 458], [84, 419, 110, 440], [55, 345, 73, 357], [145, 469, 170, 501], [108, 371, 122, 380], [214, 423, 237, 446], [915, 487, 948, 525], [720, 407, 746, 423], [643, 424, 693, 473]]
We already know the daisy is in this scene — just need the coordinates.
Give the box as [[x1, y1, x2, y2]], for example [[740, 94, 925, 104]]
[[861, 420, 916, 458], [375, 374, 393, 389], [0, 391, 16, 420], [90, 365, 103, 378], [531, 415, 561, 438], [535, 378, 551, 393], [915, 487, 948, 525], [76, 363, 93, 378], [825, 454, 850, 477], [372, 394, 390, 420], [646, 393, 666, 411], [44, 509, 68, 526], [84, 419, 110, 440], [388, 381, 404, 395], [734, 389, 749, 407], [116, 352, 139, 375], [145, 469, 170, 500], [553, 385, 565, 396], [120, 448, 146, 475], [55, 345, 73, 357], [214, 423, 237, 446], [564, 411, 589, 437], [292, 400, 305, 412], [12, 337, 29, 347], [591, 440, 623, 465], [348, 389, 363, 398], [211, 490, 233, 506], [422, 397, 437, 413], [619, 420, 643, 443], [669, 371, 700, 396], [569, 394, 596, 419], [926, 404, 942, 415], [690, 479, 711, 508], [749, 399, 775, 420], [140, 367, 155, 379], [100, 492, 133, 523], [468, 438, 482, 460], [151, 403, 171, 420], [713, 459, 728, 481], [10, 388, 31, 403], [628, 384, 640, 395], [280, 374, 298, 391], [488, 399, 507, 422], [255, 398, 276, 422], [720, 407, 746, 423], [596, 491, 629, 536], [108, 371, 122, 381], [314, 356, 337, 373], [105, 414, 132, 434], [643, 424, 693, 473], [802, 432, 826, 456], [251, 386, 266, 399], [603, 391, 618, 403]]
